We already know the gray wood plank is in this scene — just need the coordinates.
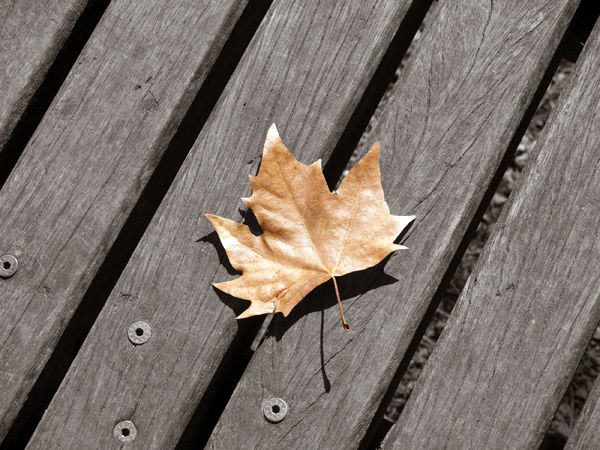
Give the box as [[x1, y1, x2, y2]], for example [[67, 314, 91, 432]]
[[387, 18, 600, 450], [0, 0, 249, 441], [207, 1, 582, 448], [566, 371, 600, 449], [27, 1, 420, 448], [0, 0, 88, 150]]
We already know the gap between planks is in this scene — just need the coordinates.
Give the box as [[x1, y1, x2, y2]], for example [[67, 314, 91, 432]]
[[0, 0, 110, 189], [566, 360, 600, 449]]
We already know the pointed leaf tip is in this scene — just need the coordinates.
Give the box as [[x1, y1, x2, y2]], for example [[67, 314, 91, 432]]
[[236, 300, 276, 319], [266, 123, 280, 143], [370, 141, 381, 153]]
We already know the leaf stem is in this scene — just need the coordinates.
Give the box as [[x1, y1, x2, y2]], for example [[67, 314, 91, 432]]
[[332, 276, 350, 331]]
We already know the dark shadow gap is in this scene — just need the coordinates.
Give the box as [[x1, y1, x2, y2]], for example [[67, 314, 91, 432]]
[[175, 315, 264, 450], [561, 0, 599, 62], [540, 334, 600, 450], [357, 0, 600, 446], [322, 0, 435, 189], [0, 0, 112, 191], [0, 1, 272, 448]]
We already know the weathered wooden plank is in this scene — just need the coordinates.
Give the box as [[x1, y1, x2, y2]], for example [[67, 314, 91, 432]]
[[387, 18, 600, 450], [566, 372, 600, 449], [0, 0, 250, 441], [207, 1, 581, 448], [0, 0, 88, 150], [27, 1, 422, 448]]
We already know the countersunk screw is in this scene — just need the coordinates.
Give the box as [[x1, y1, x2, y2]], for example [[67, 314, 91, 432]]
[[128, 321, 151, 345], [263, 398, 288, 423], [0, 255, 18, 279], [114, 420, 137, 443]]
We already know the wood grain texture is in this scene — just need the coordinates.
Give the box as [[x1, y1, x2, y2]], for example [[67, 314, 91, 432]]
[[207, 1, 581, 448], [27, 1, 418, 448], [387, 18, 600, 450], [0, 0, 88, 150], [0, 0, 248, 441], [566, 371, 600, 449]]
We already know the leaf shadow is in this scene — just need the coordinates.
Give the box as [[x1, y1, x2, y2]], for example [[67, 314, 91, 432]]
[[395, 215, 415, 244], [266, 257, 398, 393], [237, 207, 261, 235], [212, 285, 249, 318], [196, 231, 238, 276], [197, 206, 263, 277], [268, 256, 398, 340], [319, 309, 331, 392]]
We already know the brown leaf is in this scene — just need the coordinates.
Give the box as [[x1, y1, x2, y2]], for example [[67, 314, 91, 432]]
[[206, 124, 414, 329]]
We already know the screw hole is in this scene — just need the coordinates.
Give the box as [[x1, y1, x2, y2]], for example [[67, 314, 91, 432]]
[[2, 261, 10, 269], [121, 428, 130, 437], [135, 328, 144, 336], [272, 405, 280, 414]]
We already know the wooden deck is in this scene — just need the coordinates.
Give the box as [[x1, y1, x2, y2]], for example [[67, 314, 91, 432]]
[[0, 0, 599, 448]]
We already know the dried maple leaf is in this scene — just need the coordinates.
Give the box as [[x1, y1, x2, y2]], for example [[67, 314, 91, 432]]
[[206, 124, 414, 330]]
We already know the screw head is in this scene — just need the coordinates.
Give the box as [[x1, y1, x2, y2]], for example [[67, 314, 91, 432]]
[[114, 420, 137, 443], [262, 398, 288, 423], [128, 321, 151, 345], [0, 255, 18, 279]]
